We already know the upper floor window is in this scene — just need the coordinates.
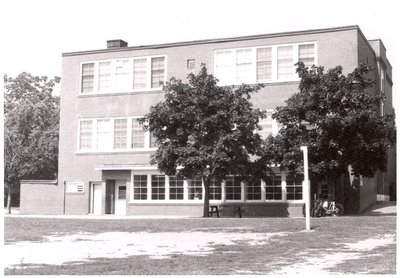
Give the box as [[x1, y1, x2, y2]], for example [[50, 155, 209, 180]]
[[78, 117, 155, 152], [256, 110, 278, 139], [80, 55, 167, 94], [214, 42, 316, 85]]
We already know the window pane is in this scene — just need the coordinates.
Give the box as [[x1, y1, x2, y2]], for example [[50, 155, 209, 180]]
[[98, 61, 112, 92], [79, 120, 92, 150], [133, 58, 147, 90], [256, 111, 273, 139], [149, 131, 157, 148], [247, 179, 262, 200], [277, 46, 294, 80], [131, 119, 145, 148], [151, 175, 165, 200], [225, 176, 241, 200], [169, 175, 184, 200], [114, 119, 127, 149], [96, 119, 112, 150], [151, 57, 165, 88], [286, 174, 303, 200], [299, 44, 315, 68], [257, 47, 272, 81], [188, 177, 202, 200], [215, 50, 234, 84], [209, 178, 222, 200], [118, 186, 127, 200], [236, 48, 252, 83], [115, 59, 130, 91], [265, 175, 282, 200], [133, 175, 147, 200], [81, 63, 94, 93]]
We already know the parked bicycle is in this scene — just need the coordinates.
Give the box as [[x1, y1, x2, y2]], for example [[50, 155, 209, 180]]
[[311, 199, 344, 217]]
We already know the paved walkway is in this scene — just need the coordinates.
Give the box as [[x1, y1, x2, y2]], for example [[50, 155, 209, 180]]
[[5, 202, 396, 219]]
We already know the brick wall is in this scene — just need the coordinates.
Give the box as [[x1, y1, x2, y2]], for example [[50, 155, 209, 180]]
[[20, 180, 64, 214]]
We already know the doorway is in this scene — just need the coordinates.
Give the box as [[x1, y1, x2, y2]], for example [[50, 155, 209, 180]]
[[89, 182, 102, 215], [105, 180, 116, 214], [115, 180, 127, 215]]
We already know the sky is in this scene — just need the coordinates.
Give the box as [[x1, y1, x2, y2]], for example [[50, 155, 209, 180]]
[[1, 0, 399, 106]]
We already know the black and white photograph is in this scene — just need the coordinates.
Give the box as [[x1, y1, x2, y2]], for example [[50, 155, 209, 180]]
[[2, 0, 398, 275]]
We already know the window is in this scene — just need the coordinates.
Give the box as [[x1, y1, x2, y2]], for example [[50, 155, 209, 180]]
[[131, 119, 145, 148], [247, 179, 262, 200], [257, 47, 272, 82], [265, 174, 282, 200], [215, 50, 234, 84], [209, 178, 222, 200], [149, 131, 157, 148], [187, 59, 195, 70], [151, 57, 165, 88], [151, 175, 165, 200], [286, 174, 303, 200], [236, 48, 253, 83], [115, 59, 130, 91], [299, 44, 315, 68], [79, 120, 93, 150], [81, 63, 94, 93], [257, 111, 273, 139], [118, 185, 127, 199], [80, 55, 166, 94], [214, 42, 316, 85], [133, 58, 147, 90], [277, 46, 294, 80], [169, 175, 184, 200], [133, 175, 147, 200], [114, 119, 127, 149], [98, 61, 112, 92], [78, 117, 155, 152], [96, 119, 112, 150], [225, 176, 241, 200], [188, 177, 203, 200]]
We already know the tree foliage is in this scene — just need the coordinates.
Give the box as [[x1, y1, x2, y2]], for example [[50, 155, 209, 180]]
[[4, 73, 60, 211], [265, 62, 395, 182], [142, 66, 268, 216]]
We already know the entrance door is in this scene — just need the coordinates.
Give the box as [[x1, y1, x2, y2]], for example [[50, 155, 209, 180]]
[[115, 180, 127, 215], [105, 180, 116, 214], [90, 182, 102, 214]]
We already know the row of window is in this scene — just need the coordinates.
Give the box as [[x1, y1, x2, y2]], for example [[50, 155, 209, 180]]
[[78, 113, 278, 152], [79, 42, 316, 94], [81, 55, 166, 94], [130, 174, 304, 202], [78, 117, 156, 151], [214, 42, 316, 85]]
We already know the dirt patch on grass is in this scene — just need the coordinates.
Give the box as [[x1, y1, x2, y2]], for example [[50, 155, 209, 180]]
[[5, 231, 289, 267]]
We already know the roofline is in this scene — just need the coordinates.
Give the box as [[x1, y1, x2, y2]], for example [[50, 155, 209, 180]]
[[63, 25, 361, 57]]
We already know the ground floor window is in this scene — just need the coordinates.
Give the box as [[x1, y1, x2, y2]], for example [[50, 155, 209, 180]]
[[188, 177, 203, 200], [225, 176, 242, 200], [129, 171, 304, 203], [286, 174, 303, 200], [169, 175, 184, 200], [265, 174, 282, 200], [247, 179, 262, 200]]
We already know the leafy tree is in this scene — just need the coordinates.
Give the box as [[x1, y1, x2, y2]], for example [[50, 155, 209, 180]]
[[265, 62, 395, 184], [142, 66, 268, 217], [4, 73, 60, 213]]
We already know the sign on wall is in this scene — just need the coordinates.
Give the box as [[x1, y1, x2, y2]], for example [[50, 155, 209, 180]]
[[66, 182, 85, 193]]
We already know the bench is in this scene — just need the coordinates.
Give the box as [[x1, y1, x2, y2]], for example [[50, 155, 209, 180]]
[[209, 205, 220, 217]]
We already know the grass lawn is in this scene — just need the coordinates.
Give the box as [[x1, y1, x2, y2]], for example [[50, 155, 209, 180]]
[[4, 215, 396, 275]]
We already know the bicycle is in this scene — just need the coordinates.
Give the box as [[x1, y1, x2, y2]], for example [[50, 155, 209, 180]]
[[311, 199, 344, 217]]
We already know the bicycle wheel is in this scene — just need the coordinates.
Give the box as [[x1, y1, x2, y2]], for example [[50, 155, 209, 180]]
[[333, 204, 344, 216]]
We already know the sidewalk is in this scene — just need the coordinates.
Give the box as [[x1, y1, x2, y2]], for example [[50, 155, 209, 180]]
[[361, 202, 397, 216]]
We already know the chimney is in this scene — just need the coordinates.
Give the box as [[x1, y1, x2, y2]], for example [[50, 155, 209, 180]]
[[107, 39, 128, 49]]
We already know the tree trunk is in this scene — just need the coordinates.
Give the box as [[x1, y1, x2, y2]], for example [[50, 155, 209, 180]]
[[6, 184, 12, 214], [202, 175, 210, 217]]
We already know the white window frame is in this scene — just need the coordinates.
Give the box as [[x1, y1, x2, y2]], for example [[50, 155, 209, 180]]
[[77, 116, 157, 153], [214, 42, 317, 86], [79, 55, 167, 95]]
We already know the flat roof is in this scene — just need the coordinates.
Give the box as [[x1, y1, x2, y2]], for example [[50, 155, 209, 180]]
[[63, 25, 362, 57]]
